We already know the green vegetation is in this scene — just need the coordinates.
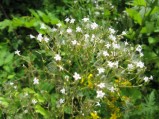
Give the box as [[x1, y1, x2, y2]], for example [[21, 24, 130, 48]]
[[0, 0, 159, 118]]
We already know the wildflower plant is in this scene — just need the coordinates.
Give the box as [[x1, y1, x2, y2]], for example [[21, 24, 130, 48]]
[[1, 17, 152, 118]]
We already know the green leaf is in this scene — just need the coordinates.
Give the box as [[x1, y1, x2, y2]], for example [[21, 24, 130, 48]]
[[64, 106, 73, 114], [126, 8, 142, 25], [35, 105, 49, 118], [148, 37, 159, 44], [4, 53, 13, 64], [0, 97, 9, 108], [134, 0, 146, 6]]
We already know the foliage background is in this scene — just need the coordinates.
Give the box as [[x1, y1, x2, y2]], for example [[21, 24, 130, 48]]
[[0, 0, 159, 118]]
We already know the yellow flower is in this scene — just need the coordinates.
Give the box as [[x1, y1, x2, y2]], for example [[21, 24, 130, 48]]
[[91, 112, 100, 119], [110, 113, 117, 119], [88, 74, 93, 79]]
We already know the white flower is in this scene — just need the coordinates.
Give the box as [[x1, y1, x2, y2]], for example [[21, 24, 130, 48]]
[[143, 76, 149, 82], [91, 22, 98, 29], [52, 28, 57, 32], [15, 50, 20, 56], [140, 52, 144, 57], [44, 36, 49, 42], [59, 98, 65, 104], [97, 68, 105, 74], [136, 61, 144, 68], [124, 41, 128, 46], [97, 83, 105, 89], [82, 17, 89, 22], [57, 23, 62, 27], [32, 99, 37, 105], [136, 45, 142, 52], [33, 77, 39, 85], [65, 18, 70, 23], [103, 51, 109, 56], [96, 102, 101, 106], [96, 90, 105, 98], [76, 26, 82, 32], [128, 64, 134, 70], [29, 34, 35, 39], [149, 75, 153, 80], [40, 23, 46, 29], [37, 34, 43, 42], [109, 86, 115, 92], [73, 72, 81, 80], [72, 40, 78, 45], [70, 18, 75, 23], [112, 43, 120, 49], [24, 110, 28, 113], [122, 31, 127, 35], [66, 28, 72, 33], [109, 28, 115, 34], [105, 43, 111, 48], [107, 61, 114, 68], [84, 34, 90, 39], [54, 54, 61, 61], [10, 82, 14, 85], [60, 88, 66, 94], [109, 34, 116, 41]]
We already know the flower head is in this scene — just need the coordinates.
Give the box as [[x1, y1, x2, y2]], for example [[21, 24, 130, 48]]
[[33, 77, 39, 85], [73, 72, 81, 80], [96, 90, 105, 98], [54, 54, 61, 61]]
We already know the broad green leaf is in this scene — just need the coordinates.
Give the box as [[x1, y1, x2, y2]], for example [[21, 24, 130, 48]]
[[134, 0, 146, 6], [23, 88, 35, 94], [148, 37, 159, 44], [0, 97, 9, 108], [126, 8, 142, 25], [4, 53, 14, 64], [35, 105, 49, 118]]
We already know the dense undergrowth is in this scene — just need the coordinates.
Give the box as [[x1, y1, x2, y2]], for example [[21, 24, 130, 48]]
[[0, 0, 159, 118]]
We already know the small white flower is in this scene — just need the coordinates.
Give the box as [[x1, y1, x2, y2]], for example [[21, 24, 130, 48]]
[[37, 34, 43, 42], [97, 83, 105, 89], [109, 34, 116, 41], [10, 82, 14, 85], [60, 88, 66, 94], [66, 28, 72, 33], [73, 72, 81, 80], [136, 45, 142, 52], [40, 23, 47, 29], [122, 31, 127, 35], [32, 99, 37, 105], [136, 61, 144, 68], [103, 51, 109, 57], [140, 52, 144, 57], [44, 36, 49, 42], [105, 43, 111, 48], [24, 110, 28, 113], [143, 76, 149, 82], [109, 86, 115, 92], [59, 98, 65, 104], [91, 22, 98, 29], [107, 61, 114, 68], [52, 28, 57, 32], [97, 68, 105, 74], [124, 41, 128, 46], [96, 90, 105, 98], [128, 64, 134, 70], [112, 43, 120, 49], [14, 86, 17, 89], [64, 75, 69, 81], [58, 65, 64, 71], [71, 40, 77, 45], [57, 23, 62, 27], [33, 77, 39, 85], [82, 17, 89, 22], [15, 50, 20, 56], [29, 34, 35, 39], [149, 75, 153, 80], [65, 18, 70, 23], [70, 18, 75, 23], [96, 102, 101, 106], [76, 26, 82, 32], [109, 28, 115, 34], [54, 54, 61, 61], [84, 34, 90, 39]]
